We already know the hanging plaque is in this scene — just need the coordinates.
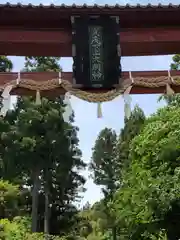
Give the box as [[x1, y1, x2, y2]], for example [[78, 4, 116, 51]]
[[71, 16, 121, 89]]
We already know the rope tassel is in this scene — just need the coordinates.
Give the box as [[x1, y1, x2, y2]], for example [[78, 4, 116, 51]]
[[124, 102, 131, 119], [63, 92, 73, 123], [0, 84, 13, 117], [35, 90, 41, 105], [166, 83, 174, 95], [0, 96, 11, 117], [123, 72, 133, 119], [123, 94, 132, 119], [97, 102, 102, 118], [1, 85, 13, 99], [124, 85, 133, 95]]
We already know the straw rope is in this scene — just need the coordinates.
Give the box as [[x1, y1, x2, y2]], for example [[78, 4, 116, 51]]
[[0, 75, 180, 102]]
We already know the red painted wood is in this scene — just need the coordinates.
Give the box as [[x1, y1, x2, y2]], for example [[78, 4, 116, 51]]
[[0, 70, 179, 96], [0, 29, 70, 44], [0, 27, 180, 56]]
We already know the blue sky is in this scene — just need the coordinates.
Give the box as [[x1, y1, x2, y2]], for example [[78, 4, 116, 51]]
[[5, 0, 178, 206]]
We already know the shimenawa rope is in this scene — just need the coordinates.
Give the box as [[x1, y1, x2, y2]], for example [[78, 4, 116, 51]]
[[0, 73, 179, 118], [0, 75, 179, 103]]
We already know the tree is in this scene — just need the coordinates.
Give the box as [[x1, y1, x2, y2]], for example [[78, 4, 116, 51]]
[[23, 57, 62, 72], [159, 54, 180, 106], [170, 54, 180, 70], [0, 180, 20, 219], [90, 107, 146, 240], [5, 95, 86, 236], [77, 200, 111, 240], [115, 105, 145, 177], [0, 56, 13, 72], [90, 128, 118, 240], [113, 105, 180, 239], [90, 128, 117, 197], [22, 56, 62, 233], [0, 56, 86, 238], [160, 94, 180, 106]]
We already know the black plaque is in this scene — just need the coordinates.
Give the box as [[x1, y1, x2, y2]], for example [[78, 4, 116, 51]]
[[71, 16, 121, 89]]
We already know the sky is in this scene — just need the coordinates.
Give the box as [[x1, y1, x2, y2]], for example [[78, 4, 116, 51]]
[[3, 0, 179, 206]]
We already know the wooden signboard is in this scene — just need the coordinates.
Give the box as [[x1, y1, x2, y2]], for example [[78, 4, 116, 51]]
[[71, 16, 121, 89]]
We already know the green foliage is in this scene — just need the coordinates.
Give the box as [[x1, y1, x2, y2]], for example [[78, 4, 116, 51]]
[[2, 54, 180, 240], [0, 180, 20, 219], [90, 128, 117, 195], [159, 54, 180, 106], [23, 57, 62, 72], [89, 106, 146, 240], [3, 96, 86, 234], [115, 105, 145, 176], [0, 56, 13, 72], [0, 218, 29, 240], [159, 94, 180, 106], [113, 106, 180, 239], [0, 218, 67, 240], [170, 54, 180, 70], [78, 202, 111, 240], [0, 56, 86, 238]]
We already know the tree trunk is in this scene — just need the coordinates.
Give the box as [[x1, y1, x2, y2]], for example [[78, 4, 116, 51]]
[[44, 168, 50, 239], [31, 169, 40, 232], [112, 226, 117, 240]]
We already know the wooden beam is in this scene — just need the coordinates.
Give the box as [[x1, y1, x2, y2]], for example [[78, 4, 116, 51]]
[[0, 70, 179, 96], [121, 28, 180, 56], [0, 27, 180, 57], [0, 29, 71, 44]]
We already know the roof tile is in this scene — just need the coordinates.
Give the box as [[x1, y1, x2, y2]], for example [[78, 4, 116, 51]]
[[1, 2, 180, 9]]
